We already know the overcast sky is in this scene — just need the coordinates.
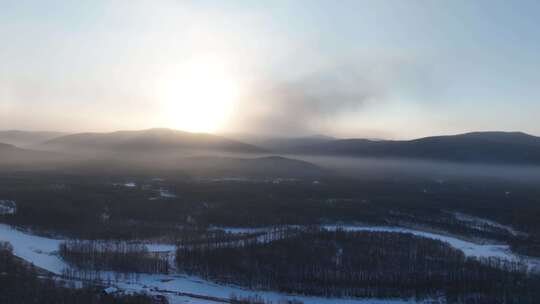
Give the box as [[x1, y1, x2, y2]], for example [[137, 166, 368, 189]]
[[1, 0, 540, 139]]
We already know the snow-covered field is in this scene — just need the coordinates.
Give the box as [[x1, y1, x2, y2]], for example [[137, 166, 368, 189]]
[[0, 223, 65, 274], [1, 222, 537, 304]]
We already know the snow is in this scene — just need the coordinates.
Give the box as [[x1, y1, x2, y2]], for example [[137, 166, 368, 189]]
[[272, 178, 298, 184], [0, 200, 16, 215], [453, 212, 524, 237], [145, 243, 177, 253], [103, 286, 119, 294], [321, 225, 540, 272], [1, 222, 538, 303], [159, 188, 177, 198], [0, 222, 430, 303], [0, 223, 67, 274], [206, 177, 252, 182], [0, 223, 178, 273], [112, 182, 137, 188], [212, 224, 540, 271], [113, 274, 423, 304], [210, 227, 269, 234], [323, 225, 516, 260], [166, 296, 222, 304], [208, 226, 305, 245], [217, 224, 514, 260]]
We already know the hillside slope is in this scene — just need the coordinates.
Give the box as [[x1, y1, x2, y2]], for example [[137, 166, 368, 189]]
[[0, 130, 67, 147], [42, 128, 265, 155], [287, 132, 540, 165]]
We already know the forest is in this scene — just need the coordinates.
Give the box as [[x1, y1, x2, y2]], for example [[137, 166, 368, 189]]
[[2, 169, 540, 303], [59, 240, 170, 274], [0, 241, 165, 304], [1, 170, 540, 256], [176, 229, 540, 304]]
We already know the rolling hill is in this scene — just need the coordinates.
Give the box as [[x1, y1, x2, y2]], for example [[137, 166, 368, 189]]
[[41, 128, 265, 155], [0, 130, 68, 147], [283, 131, 540, 165], [222, 133, 336, 152], [178, 155, 325, 178], [1, 140, 323, 178], [0, 142, 68, 168]]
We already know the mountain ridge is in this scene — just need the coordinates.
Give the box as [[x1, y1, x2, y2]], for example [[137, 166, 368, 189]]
[[282, 131, 540, 165], [42, 128, 265, 154], [0, 130, 68, 147]]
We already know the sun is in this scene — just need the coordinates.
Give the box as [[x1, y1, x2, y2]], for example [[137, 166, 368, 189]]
[[158, 55, 240, 133]]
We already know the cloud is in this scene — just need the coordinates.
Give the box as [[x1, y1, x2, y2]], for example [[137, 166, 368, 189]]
[[226, 57, 418, 136]]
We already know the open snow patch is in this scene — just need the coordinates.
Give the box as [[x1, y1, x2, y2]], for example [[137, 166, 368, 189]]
[[0, 224, 67, 274], [452, 212, 525, 237], [0, 200, 16, 215], [112, 182, 136, 188], [159, 188, 177, 198]]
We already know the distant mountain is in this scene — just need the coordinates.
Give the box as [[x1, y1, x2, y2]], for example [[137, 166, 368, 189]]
[[287, 131, 540, 165], [222, 133, 336, 152], [0, 130, 68, 147], [41, 128, 265, 155], [178, 155, 325, 178], [1, 140, 323, 177], [0, 142, 66, 168], [0, 143, 14, 150]]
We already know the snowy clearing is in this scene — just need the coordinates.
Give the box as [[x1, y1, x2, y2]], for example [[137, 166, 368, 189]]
[[0, 223, 65, 274]]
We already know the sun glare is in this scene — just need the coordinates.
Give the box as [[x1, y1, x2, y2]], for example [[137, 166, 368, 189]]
[[158, 56, 240, 133]]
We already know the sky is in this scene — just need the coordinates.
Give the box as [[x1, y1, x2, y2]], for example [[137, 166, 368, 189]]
[[1, 0, 540, 139]]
